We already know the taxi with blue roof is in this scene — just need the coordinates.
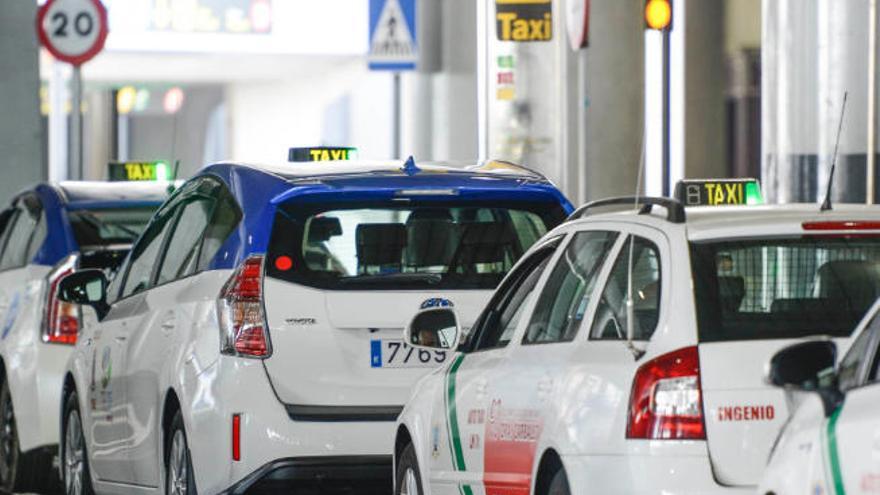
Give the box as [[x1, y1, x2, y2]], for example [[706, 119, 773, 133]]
[[0, 171, 173, 494], [56, 149, 573, 495], [394, 179, 880, 495]]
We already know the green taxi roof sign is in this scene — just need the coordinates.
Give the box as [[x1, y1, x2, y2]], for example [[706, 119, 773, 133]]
[[288, 147, 358, 163], [674, 178, 763, 207], [108, 161, 174, 182]]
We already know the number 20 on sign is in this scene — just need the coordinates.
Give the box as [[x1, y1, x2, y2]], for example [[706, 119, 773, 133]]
[[36, 0, 109, 67]]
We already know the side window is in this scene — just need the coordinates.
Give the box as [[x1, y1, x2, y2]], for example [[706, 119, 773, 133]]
[[590, 236, 662, 341], [120, 209, 177, 299], [196, 188, 241, 271], [155, 197, 215, 286], [523, 231, 618, 345], [839, 316, 880, 390], [0, 200, 42, 270], [469, 243, 559, 351]]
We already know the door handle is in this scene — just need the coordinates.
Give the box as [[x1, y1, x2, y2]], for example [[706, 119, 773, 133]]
[[160, 312, 176, 332], [537, 378, 553, 397], [83, 337, 93, 347], [114, 335, 127, 344]]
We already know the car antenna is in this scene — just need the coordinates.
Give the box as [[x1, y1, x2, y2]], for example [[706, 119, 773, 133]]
[[624, 125, 647, 361], [821, 91, 848, 212]]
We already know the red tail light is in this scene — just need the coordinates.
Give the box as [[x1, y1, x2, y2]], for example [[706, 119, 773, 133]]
[[218, 255, 270, 358], [43, 255, 80, 345], [627, 346, 706, 440]]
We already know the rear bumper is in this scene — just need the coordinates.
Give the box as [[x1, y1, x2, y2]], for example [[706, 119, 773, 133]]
[[561, 454, 753, 495], [220, 455, 392, 495], [185, 357, 398, 494]]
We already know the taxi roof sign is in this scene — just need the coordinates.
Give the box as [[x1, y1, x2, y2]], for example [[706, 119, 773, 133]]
[[288, 147, 358, 163], [108, 161, 174, 182], [674, 178, 763, 207]]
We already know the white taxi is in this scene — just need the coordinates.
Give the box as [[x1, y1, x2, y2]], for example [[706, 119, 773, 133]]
[[759, 300, 880, 495], [0, 180, 169, 494], [394, 179, 880, 495], [56, 152, 572, 494]]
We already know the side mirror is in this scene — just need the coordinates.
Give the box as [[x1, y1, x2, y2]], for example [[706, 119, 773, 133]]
[[58, 270, 109, 320], [404, 307, 461, 351], [767, 340, 843, 416]]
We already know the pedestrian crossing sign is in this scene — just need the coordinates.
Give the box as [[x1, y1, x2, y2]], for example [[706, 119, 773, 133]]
[[369, 0, 418, 71]]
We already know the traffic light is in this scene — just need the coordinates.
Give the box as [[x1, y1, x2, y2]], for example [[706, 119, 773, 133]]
[[645, 0, 672, 31]]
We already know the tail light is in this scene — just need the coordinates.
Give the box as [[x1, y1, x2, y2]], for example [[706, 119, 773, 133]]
[[627, 346, 706, 440], [43, 255, 80, 345], [218, 255, 271, 358]]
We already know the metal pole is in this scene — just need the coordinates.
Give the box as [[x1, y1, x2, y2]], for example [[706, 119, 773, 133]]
[[70, 66, 83, 180], [393, 72, 402, 159], [869, 0, 877, 203], [662, 30, 671, 197]]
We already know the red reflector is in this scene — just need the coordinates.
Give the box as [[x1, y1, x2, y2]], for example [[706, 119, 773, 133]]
[[232, 414, 241, 461], [274, 255, 293, 271], [803, 221, 880, 231]]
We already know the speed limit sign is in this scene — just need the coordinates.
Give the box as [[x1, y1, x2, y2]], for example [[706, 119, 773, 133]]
[[36, 0, 108, 66]]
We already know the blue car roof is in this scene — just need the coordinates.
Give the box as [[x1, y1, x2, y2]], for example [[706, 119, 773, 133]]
[[55, 181, 174, 210], [195, 159, 574, 270]]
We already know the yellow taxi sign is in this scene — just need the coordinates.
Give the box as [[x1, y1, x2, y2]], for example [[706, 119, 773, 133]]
[[674, 179, 763, 207], [108, 161, 173, 182], [288, 147, 358, 163]]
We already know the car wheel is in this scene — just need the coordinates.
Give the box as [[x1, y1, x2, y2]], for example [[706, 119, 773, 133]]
[[166, 412, 197, 495], [547, 467, 570, 495], [62, 391, 93, 495], [0, 380, 19, 493], [395, 443, 423, 495]]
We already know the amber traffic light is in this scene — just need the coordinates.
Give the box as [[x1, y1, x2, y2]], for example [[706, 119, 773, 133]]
[[645, 0, 672, 31]]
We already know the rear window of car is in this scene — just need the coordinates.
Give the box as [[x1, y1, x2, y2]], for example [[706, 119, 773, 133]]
[[68, 208, 157, 272], [267, 200, 567, 290], [691, 236, 880, 342]]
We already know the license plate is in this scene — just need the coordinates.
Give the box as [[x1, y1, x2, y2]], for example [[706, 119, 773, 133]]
[[370, 339, 448, 368]]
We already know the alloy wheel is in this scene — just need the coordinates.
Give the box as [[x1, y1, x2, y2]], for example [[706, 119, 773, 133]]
[[64, 410, 84, 495], [400, 467, 419, 495], [167, 429, 189, 495]]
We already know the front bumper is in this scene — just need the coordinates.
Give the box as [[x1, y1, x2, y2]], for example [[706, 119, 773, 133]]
[[220, 455, 392, 495], [562, 453, 753, 495]]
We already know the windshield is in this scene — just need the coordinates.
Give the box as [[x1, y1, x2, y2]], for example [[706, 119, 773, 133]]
[[691, 236, 880, 342], [267, 200, 566, 290], [68, 207, 157, 273], [68, 208, 155, 247]]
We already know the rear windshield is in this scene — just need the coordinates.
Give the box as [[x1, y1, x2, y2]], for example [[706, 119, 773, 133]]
[[267, 200, 567, 290], [691, 236, 880, 342], [69, 208, 156, 272]]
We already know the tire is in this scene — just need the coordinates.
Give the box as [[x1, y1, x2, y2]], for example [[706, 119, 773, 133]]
[[165, 412, 197, 495], [395, 443, 423, 495], [0, 379, 19, 494], [547, 467, 570, 495], [62, 391, 93, 495]]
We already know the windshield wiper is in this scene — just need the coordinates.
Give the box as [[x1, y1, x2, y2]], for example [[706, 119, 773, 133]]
[[339, 273, 443, 285]]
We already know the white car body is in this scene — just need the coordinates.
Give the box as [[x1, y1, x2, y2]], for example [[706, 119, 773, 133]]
[[61, 160, 572, 494], [759, 300, 880, 495], [0, 182, 167, 493], [395, 201, 880, 495]]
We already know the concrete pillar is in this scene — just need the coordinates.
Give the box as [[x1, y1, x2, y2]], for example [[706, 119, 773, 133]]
[[763, 0, 877, 203], [683, 0, 727, 180], [581, 0, 645, 203], [0, 2, 46, 200]]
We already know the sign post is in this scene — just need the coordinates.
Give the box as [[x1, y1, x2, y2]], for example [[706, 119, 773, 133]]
[[36, 0, 109, 180], [368, 0, 417, 159]]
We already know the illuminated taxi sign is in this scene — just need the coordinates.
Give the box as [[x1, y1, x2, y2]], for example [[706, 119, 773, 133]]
[[288, 147, 358, 163], [108, 161, 173, 182], [674, 179, 763, 206]]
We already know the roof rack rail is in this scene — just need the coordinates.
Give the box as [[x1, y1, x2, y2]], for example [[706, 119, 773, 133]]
[[567, 196, 686, 223]]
